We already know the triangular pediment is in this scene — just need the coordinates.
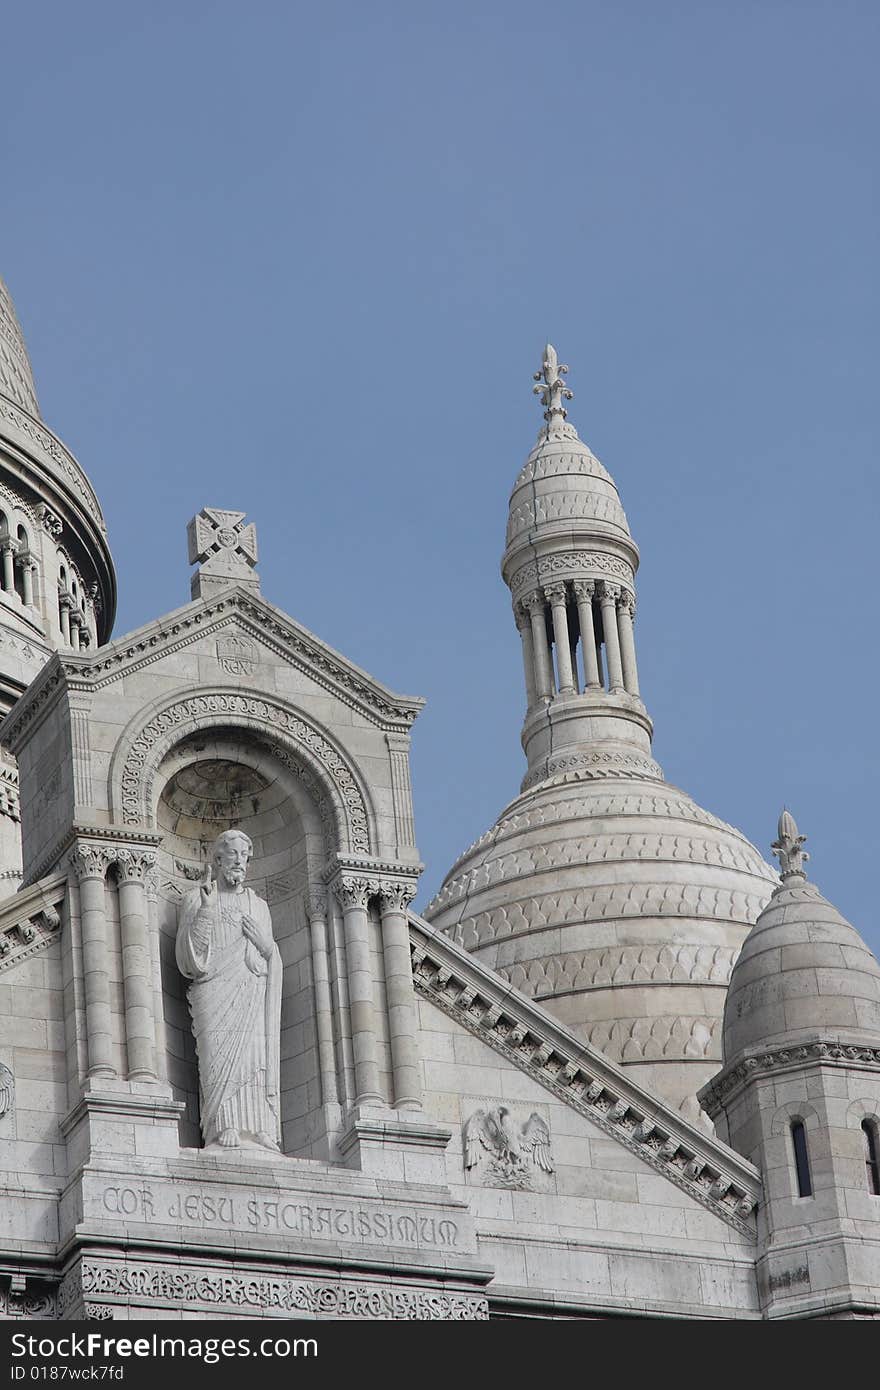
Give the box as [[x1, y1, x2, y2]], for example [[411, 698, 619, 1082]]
[[3, 585, 423, 748], [409, 912, 761, 1237]]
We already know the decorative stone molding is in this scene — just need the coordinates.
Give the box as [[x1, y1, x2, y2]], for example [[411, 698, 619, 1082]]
[[0, 1278, 56, 1319], [114, 690, 372, 854], [497, 944, 739, 998], [0, 398, 105, 529], [510, 552, 633, 596], [9, 591, 422, 731], [0, 873, 65, 973], [520, 749, 663, 792], [72, 1260, 487, 1319], [581, 1015, 721, 1064], [699, 1040, 880, 1116], [432, 833, 772, 912], [409, 916, 760, 1233], [445, 882, 768, 953]]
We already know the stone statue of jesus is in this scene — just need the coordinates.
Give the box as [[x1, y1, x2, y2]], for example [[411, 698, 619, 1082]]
[[175, 828, 282, 1151]]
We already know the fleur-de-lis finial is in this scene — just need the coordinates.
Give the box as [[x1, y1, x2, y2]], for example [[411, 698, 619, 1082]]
[[533, 343, 573, 432], [771, 809, 809, 883]]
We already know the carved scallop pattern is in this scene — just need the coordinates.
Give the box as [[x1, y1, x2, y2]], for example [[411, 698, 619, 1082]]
[[578, 1015, 722, 1064], [497, 943, 738, 998]]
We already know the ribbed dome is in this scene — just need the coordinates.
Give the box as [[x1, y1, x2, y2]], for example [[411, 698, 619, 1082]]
[[0, 276, 40, 417], [425, 770, 776, 1123], [721, 877, 880, 1067], [504, 434, 633, 555]]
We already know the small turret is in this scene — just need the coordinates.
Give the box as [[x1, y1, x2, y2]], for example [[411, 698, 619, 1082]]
[[700, 813, 880, 1318]]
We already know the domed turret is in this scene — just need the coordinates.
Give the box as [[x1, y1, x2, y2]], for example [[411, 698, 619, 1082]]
[[0, 273, 116, 882], [721, 811, 880, 1066], [425, 346, 775, 1125], [700, 814, 880, 1319]]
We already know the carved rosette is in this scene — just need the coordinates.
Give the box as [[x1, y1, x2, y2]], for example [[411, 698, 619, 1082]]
[[114, 849, 158, 885]]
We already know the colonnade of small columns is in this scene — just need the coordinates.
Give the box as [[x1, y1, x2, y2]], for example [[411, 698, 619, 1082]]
[[0, 534, 38, 609], [515, 578, 640, 705]]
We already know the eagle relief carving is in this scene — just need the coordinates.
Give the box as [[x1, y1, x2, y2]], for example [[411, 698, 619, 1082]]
[[463, 1104, 554, 1190]]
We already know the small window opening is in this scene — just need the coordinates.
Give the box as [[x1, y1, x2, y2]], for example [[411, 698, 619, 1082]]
[[791, 1120, 813, 1197], [863, 1120, 880, 1196]]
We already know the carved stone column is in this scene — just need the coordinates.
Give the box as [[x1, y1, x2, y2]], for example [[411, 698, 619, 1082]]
[[617, 591, 640, 697], [514, 605, 538, 709], [307, 889, 339, 1108], [331, 874, 383, 1107], [115, 850, 158, 1080], [599, 582, 625, 692], [573, 580, 601, 690], [0, 538, 16, 594], [377, 880, 422, 1111], [70, 844, 116, 1078], [59, 592, 72, 646], [69, 610, 84, 651], [15, 552, 34, 607], [545, 583, 575, 693], [523, 591, 554, 699], [144, 868, 168, 1083]]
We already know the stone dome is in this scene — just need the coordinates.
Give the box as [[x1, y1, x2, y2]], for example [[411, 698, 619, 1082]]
[[721, 875, 880, 1068], [504, 433, 634, 556], [425, 769, 776, 1123], [0, 275, 40, 417]]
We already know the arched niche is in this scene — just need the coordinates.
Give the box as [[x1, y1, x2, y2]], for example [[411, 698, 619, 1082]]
[[151, 727, 329, 1155]]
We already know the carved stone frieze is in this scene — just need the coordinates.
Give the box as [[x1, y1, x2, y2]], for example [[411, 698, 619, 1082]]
[[0, 1278, 57, 1319], [75, 1260, 487, 1319], [497, 943, 738, 999], [520, 749, 664, 792], [509, 551, 633, 595], [699, 1039, 880, 1115], [446, 881, 768, 954]]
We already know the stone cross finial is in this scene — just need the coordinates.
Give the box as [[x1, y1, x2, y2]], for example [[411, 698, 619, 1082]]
[[533, 343, 579, 441], [771, 809, 809, 883], [187, 508, 259, 600], [533, 342, 573, 422]]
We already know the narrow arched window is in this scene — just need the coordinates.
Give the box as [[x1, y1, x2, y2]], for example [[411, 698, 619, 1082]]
[[864, 1120, 880, 1196], [791, 1120, 812, 1197]]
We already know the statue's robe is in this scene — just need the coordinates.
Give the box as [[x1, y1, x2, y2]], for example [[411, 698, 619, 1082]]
[[176, 885, 282, 1147]]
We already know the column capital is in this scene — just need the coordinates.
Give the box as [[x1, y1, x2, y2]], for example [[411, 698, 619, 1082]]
[[598, 580, 621, 604], [0, 536, 18, 556], [514, 603, 531, 633], [377, 880, 418, 913], [572, 579, 596, 602], [521, 589, 545, 615], [329, 872, 379, 911], [306, 886, 329, 920], [70, 843, 116, 883], [115, 849, 158, 884], [543, 582, 568, 607], [619, 590, 636, 618]]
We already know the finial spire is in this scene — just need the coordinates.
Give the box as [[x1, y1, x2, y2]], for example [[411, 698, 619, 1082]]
[[187, 507, 259, 601], [533, 343, 577, 440], [771, 809, 809, 883]]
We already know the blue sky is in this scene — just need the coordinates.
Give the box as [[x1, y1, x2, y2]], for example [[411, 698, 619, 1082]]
[[2, 3, 878, 953]]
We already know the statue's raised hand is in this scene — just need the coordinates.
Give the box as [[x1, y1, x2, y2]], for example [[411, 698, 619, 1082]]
[[200, 862, 217, 906]]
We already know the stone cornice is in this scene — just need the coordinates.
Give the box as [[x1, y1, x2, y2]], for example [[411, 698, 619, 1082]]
[[699, 1039, 880, 1117], [408, 912, 761, 1237], [0, 871, 67, 974], [3, 589, 424, 740], [23, 824, 164, 890]]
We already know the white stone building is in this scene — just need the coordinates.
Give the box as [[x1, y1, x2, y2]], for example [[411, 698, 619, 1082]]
[[0, 279, 877, 1321]]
